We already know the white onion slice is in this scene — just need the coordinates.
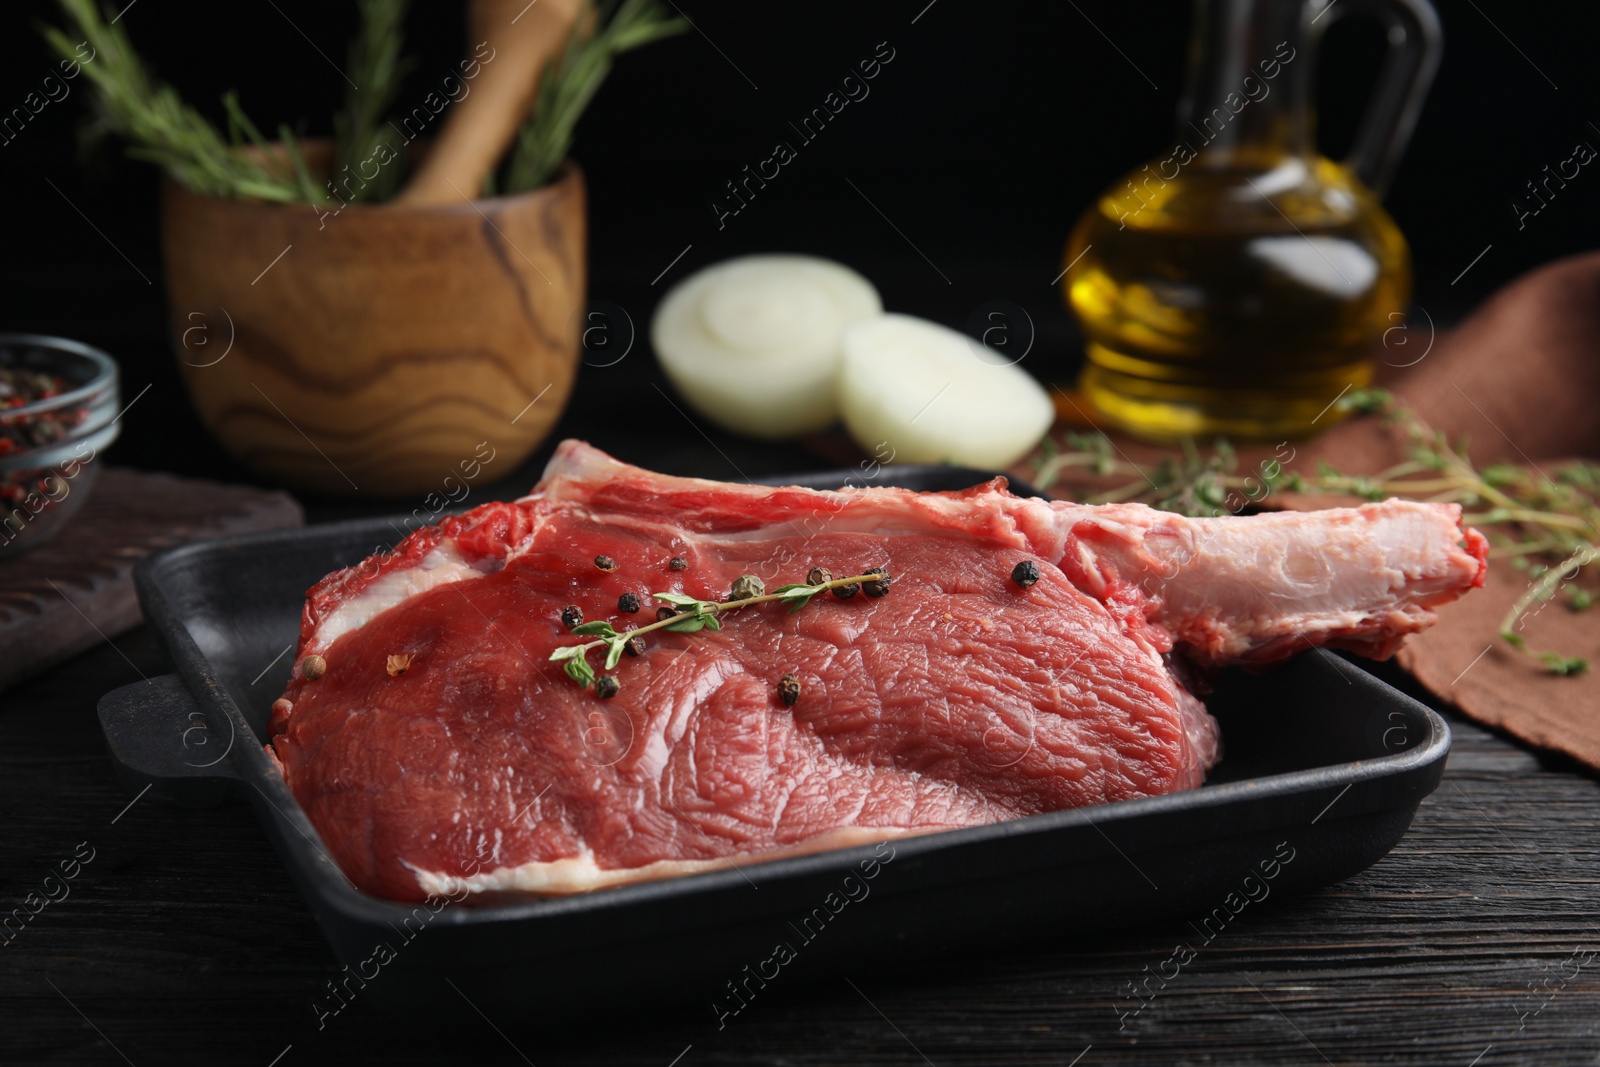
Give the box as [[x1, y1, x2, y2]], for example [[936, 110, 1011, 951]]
[[652, 255, 882, 438], [838, 314, 1054, 469]]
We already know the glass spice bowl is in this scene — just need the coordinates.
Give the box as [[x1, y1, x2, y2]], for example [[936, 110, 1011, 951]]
[[0, 334, 122, 559]]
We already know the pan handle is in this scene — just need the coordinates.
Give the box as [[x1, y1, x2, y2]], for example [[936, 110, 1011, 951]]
[[97, 675, 243, 808]]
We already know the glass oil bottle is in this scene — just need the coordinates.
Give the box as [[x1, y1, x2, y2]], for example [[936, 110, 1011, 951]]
[[1063, 0, 1442, 440]]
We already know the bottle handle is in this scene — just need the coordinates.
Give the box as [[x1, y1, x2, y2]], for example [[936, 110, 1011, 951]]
[[1317, 0, 1443, 196]]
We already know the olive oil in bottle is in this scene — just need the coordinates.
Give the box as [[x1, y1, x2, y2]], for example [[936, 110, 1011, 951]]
[[1064, 0, 1438, 441]]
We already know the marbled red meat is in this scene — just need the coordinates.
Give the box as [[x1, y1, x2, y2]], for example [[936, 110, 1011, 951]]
[[268, 441, 1485, 901]]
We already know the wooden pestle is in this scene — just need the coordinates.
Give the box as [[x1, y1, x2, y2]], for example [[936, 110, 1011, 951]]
[[395, 0, 586, 205]]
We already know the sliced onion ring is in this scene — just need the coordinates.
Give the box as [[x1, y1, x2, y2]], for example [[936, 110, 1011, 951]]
[[838, 313, 1054, 469], [652, 255, 882, 438]]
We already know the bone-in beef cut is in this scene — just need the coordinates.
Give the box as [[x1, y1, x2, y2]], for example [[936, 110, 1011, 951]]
[[267, 441, 1486, 901]]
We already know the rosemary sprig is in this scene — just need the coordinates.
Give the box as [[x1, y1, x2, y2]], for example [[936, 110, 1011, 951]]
[[550, 571, 886, 690], [1027, 389, 1600, 675], [501, 0, 687, 194], [45, 0, 319, 203], [47, 0, 679, 204], [332, 0, 413, 203]]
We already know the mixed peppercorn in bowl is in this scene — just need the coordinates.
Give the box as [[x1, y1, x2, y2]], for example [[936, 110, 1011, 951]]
[[0, 334, 121, 557]]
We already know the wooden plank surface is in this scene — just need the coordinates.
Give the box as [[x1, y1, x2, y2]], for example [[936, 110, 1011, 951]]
[[0, 467, 303, 692], [4, 627, 1598, 1066]]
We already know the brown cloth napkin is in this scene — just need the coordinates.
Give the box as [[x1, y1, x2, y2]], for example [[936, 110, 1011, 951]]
[[1038, 251, 1600, 771]]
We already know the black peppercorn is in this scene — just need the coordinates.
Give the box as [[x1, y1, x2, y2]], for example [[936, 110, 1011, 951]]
[[1011, 560, 1041, 589], [832, 579, 859, 600], [861, 567, 892, 598], [669, 556, 687, 571], [625, 635, 647, 657], [618, 591, 641, 614], [594, 555, 617, 571], [655, 606, 678, 622], [806, 566, 832, 587], [729, 574, 765, 601], [777, 672, 801, 707], [596, 674, 620, 699], [560, 604, 583, 629]]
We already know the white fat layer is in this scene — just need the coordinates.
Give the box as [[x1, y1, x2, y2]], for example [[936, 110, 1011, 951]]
[[312, 544, 480, 650], [409, 826, 922, 898]]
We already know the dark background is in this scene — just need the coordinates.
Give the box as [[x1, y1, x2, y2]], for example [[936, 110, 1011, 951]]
[[1, 0, 1596, 497]]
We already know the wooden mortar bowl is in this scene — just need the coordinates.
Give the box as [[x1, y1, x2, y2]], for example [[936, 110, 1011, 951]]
[[161, 145, 584, 497]]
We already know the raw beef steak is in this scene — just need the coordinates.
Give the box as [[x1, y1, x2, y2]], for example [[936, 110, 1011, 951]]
[[268, 441, 1485, 901]]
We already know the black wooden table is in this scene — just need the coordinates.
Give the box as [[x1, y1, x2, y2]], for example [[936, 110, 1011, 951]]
[[6, 624, 1600, 1066]]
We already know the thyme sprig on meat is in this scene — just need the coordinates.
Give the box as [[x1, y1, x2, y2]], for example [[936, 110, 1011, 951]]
[[550, 570, 889, 691]]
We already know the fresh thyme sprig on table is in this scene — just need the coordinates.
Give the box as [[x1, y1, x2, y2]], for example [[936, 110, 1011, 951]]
[[1028, 389, 1600, 675], [550, 570, 890, 692]]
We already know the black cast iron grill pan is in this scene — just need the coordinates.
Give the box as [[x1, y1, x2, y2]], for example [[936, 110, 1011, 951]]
[[98, 466, 1450, 1014]]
